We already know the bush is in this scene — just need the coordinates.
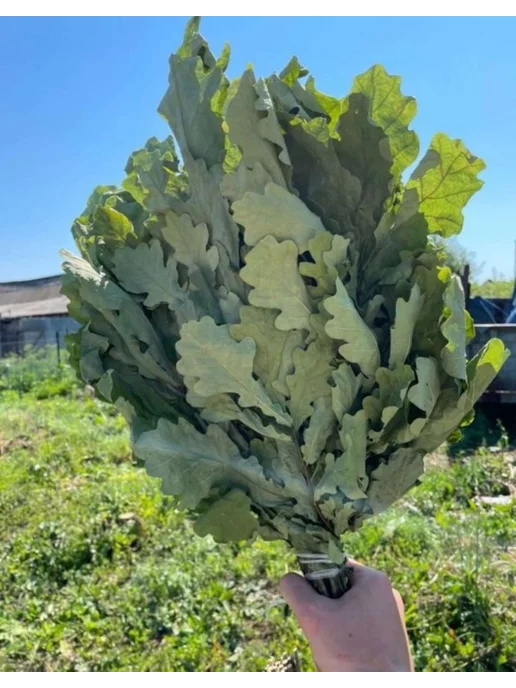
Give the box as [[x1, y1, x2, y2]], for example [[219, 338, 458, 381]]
[[0, 346, 77, 397]]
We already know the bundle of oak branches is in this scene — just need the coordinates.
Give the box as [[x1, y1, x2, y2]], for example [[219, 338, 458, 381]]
[[62, 17, 507, 599]]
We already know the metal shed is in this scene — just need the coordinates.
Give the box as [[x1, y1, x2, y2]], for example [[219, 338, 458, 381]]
[[0, 275, 79, 357]]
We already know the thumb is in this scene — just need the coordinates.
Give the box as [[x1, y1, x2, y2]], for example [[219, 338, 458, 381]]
[[280, 572, 320, 612]]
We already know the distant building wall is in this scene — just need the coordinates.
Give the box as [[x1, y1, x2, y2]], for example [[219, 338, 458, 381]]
[[0, 315, 80, 357], [0, 274, 79, 358]]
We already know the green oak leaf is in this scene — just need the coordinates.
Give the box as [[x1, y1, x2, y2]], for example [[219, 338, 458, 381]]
[[374, 365, 414, 427], [161, 212, 219, 284], [324, 278, 380, 378], [200, 393, 290, 441], [90, 206, 136, 248], [351, 64, 419, 179], [61, 250, 180, 389], [407, 357, 440, 415], [277, 115, 362, 238], [158, 20, 226, 168], [135, 418, 287, 509], [224, 68, 287, 187], [440, 276, 467, 380], [217, 286, 243, 325], [286, 335, 334, 429], [233, 182, 325, 252], [389, 283, 423, 369], [220, 161, 272, 202], [193, 490, 258, 542], [176, 316, 291, 426], [302, 396, 336, 465], [112, 239, 196, 321], [300, 233, 350, 298], [403, 133, 485, 238], [415, 339, 509, 452], [331, 363, 363, 424], [79, 325, 109, 383], [230, 305, 304, 398], [367, 448, 424, 513], [122, 136, 186, 213], [315, 410, 368, 500], [241, 236, 312, 331]]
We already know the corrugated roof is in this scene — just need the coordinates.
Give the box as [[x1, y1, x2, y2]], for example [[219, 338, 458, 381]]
[[0, 275, 69, 319]]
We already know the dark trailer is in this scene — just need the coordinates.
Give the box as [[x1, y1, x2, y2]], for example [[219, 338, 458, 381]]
[[463, 267, 516, 407]]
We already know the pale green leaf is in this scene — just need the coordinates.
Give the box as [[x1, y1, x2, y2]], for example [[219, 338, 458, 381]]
[[271, 113, 361, 237], [250, 439, 315, 519], [161, 212, 219, 285], [327, 539, 346, 565], [220, 161, 272, 202], [407, 357, 440, 416], [182, 375, 207, 409], [367, 448, 424, 514], [299, 233, 350, 298], [61, 251, 180, 389], [135, 418, 287, 509], [176, 316, 291, 426], [230, 305, 304, 398], [79, 325, 109, 383], [158, 30, 226, 168], [180, 158, 241, 292], [273, 442, 317, 518], [233, 182, 325, 252], [112, 239, 196, 320], [315, 410, 368, 500], [334, 503, 357, 536], [286, 336, 334, 429], [415, 339, 509, 452], [122, 136, 185, 213], [193, 489, 258, 542], [302, 396, 336, 464], [299, 232, 333, 296], [241, 236, 312, 331], [323, 235, 351, 282], [224, 68, 287, 187], [217, 287, 243, 324], [200, 393, 290, 441], [389, 283, 423, 369], [324, 278, 380, 378], [255, 78, 291, 166], [440, 276, 467, 380], [376, 365, 415, 426], [331, 363, 363, 424]]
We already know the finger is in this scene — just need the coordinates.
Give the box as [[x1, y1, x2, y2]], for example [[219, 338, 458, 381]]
[[280, 573, 327, 638], [346, 559, 389, 588], [280, 572, 320, 611], [392, 588, 405, 613]]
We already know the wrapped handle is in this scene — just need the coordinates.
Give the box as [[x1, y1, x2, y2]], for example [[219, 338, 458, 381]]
[[297, 553, 353, 599]]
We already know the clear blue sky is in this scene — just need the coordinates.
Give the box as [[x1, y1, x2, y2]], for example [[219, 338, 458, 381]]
[[1, 16, 515, 282]]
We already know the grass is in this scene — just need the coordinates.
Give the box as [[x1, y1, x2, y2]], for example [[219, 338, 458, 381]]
[[0, 352, 515, 671]]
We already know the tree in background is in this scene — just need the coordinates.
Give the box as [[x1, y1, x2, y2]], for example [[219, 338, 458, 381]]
[[434, 237, 513, 299]]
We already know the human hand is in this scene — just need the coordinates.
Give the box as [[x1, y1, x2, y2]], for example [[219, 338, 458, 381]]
[[280, 560, 413, 672]]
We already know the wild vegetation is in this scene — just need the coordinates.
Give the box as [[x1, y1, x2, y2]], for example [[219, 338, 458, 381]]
[[0, 349, 514, 671], [471, 280, 514, 299]]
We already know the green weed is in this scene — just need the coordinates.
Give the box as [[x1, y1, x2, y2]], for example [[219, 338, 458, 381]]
[[0, 378, 514, 671]]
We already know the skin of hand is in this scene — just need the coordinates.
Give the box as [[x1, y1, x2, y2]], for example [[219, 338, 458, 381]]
[[280, 559, 414, 672]]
